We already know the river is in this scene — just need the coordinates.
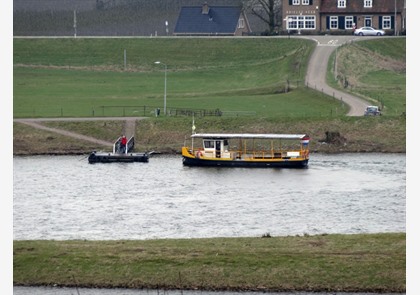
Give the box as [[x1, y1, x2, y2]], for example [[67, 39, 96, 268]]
[[12, 153, 407, 295], [13, 153, 406, 240]]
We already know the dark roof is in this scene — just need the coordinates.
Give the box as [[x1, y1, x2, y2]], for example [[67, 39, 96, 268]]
[[320, 0, 405, 14], [174, 6, 241, 34]]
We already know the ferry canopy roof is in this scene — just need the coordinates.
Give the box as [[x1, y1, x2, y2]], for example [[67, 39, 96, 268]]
[[191, 133, 309, 140]]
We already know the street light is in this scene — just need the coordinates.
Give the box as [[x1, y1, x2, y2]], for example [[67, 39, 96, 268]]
[[154, 61, 167, 115], [394, 0, 397, 36]]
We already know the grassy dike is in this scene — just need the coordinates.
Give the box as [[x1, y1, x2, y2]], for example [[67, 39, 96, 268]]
[[13, 233, 405, 292]]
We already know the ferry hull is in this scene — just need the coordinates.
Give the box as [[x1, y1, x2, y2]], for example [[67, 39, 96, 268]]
[[182, 156, 308, 168], [88, 152, 149, 164]]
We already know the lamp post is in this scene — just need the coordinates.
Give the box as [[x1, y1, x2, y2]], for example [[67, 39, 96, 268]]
[[154, 61, 167, 115], [394, 0, 397, 36], [73, 10, 77, 38]]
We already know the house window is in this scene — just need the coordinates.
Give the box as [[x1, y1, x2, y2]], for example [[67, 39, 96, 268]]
[[292, 0, 300, 5], [364, 0, 372, 8], [287, 16, 297, 29], [238, 18, 245, 28], [287, 15, 315, 30], [302, 0, 310, 5], [383, 16, 392, 29], [305, 16, 315, 28], [338, 0, 346, 8], [330, 16, 338, 29], [345, 16, 354, 29], [298, 16, 304, 28]]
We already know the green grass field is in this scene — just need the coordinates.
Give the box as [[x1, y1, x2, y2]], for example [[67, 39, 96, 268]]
[[14, 37, 352, 118], [13, 37, 406, 118]]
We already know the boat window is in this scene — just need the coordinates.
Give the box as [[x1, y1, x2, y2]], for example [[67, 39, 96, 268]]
[[204, 140, 214, 148]]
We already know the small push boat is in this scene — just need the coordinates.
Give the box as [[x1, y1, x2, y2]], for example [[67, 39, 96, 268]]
[[88, 136, 149, 164], [181, 133, 310, 168]]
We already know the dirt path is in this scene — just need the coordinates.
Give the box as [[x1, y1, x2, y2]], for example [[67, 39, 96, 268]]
[[123, 118, 137, 138], [14, 117, 146, 145]]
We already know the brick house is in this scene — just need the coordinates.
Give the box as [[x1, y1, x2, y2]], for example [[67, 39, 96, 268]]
[[282, 0, 406, 35]]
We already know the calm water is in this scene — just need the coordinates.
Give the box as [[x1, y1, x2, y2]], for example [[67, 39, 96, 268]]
[[13, 153, 406, 240]]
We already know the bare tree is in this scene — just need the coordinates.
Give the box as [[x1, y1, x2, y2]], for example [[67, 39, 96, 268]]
[[243, 0, 282, 34]]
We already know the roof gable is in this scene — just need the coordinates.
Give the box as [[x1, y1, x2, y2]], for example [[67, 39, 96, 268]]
[[174, 6, 242, 34]]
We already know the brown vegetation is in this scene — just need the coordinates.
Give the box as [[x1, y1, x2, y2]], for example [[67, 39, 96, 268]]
[[13, 116, 406, 155]]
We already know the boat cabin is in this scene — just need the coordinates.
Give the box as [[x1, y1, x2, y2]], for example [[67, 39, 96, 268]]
[[201, 138, 230, 158]]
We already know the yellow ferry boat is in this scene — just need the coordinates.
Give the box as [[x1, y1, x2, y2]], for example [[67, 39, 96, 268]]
[[181, 133, 310, 168]]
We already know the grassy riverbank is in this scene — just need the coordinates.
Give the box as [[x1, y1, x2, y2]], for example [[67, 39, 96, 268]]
[[13, 233, 406, 292], [13, 116, 406, 155]]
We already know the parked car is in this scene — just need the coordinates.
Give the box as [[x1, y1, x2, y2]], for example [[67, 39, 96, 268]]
[[354, 26, 385, 36], [364, 106, 381, 116]]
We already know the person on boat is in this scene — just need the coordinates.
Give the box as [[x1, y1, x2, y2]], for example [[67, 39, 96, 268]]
[[120, 135, 127, 153]]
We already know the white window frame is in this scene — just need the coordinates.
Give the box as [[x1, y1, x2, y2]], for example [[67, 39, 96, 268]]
[[298, 16, 304, 28], [382, 15, 391, 29], [292, 0, 300, 5], [364, 0, 372, 8], [287, 15, 316, 30], [330, 16, 338, 29], [287, 16, 298, 29], [364, 16, 372, 27], [338, 0, 346, 8], [304, 16, 315, 28], [302, 0, 310, 5], [238, 18, 245, 28], [345, 16, 354, 29]]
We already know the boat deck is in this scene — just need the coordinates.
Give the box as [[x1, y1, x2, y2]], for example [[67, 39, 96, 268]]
[[88, 136, 149, 164]]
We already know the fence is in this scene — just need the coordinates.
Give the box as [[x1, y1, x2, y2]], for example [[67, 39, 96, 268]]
[[14, 105, 258, 118], [96, 106, 258, 118]]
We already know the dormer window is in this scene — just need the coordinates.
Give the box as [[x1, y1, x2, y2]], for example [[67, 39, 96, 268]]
[[364, 0, 372, 7], [338, 0, 346, 8], [202, 2, 209, 14], [238, 18, 245, 28]]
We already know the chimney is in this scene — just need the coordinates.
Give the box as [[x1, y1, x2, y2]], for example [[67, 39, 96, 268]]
[[202, 2, 209, 14]]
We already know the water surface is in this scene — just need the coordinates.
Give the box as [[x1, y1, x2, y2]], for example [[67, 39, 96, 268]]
[[13, 153, 406, 240]]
